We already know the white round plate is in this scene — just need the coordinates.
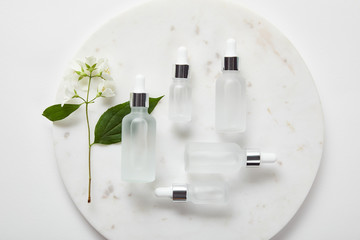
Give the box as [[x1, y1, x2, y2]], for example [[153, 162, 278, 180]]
[[53, 0, 324, 239]]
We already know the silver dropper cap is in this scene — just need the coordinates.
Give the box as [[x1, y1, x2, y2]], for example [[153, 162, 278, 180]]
[[155, 184, 188, 202], [223, 57, 239, 70], [174, 46, 189, 78], [223, 38, 239, 71], [246, 150, 277, 167], [174, 65, 189, 78], [172, 184, 188, 202], [246, 150, 261, 167], [130, 74, 149, 107], [130, 93, 149, 107]]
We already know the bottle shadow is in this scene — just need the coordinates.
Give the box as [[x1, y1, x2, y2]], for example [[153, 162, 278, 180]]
[[230, 167, 281, 193], [217, 132, 247, 146], [154, 200, 233, 219], [171, 122, 193, 139]]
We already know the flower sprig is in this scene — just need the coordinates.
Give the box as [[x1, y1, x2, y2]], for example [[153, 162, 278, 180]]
[[63, 56, 115, 107], [43, 56, 164, 203], [45, 56, 116, 203]]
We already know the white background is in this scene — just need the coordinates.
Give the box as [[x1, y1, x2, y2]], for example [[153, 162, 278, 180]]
[[0, 0, 359, 239]]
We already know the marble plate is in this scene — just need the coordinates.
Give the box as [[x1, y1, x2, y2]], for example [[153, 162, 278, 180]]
[[53, 0, 324, 239]]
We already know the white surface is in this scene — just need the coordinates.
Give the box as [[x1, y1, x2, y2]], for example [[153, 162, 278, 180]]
[[52, 1, 323, 238], [0, 0, 359, 240]]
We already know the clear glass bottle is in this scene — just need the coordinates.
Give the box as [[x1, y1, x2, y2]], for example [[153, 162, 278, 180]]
[[215, 38, 246, 133], [121, 74, 156, 182], [155, 182, 229, 204], [185, 142, 276, 174], [169, 46, 191, 123]]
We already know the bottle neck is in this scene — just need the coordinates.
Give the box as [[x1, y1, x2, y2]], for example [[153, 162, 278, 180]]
[[131, 107, 148, 113], [173, 77, 188, 83], [222, 69, 239, 73], [221, 70, 241, 78]]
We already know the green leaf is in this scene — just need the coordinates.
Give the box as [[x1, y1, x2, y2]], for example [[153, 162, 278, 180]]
[[93, 102, 130, 145], [93, 95, 164, 145], [85, 63, 90, 69], [42, 104, 81, 121], [148, 95, 164, 114]]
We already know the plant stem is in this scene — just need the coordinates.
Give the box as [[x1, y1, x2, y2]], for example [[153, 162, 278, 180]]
[[88, 95, 99, 103], [77, 95, 87, 102], [86, 75, 92, 203]]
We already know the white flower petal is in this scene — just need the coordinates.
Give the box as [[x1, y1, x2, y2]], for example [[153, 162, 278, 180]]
[[70, 61, 79, 72], [97, 58, 108, 72], [64, 87, 74, 98], [97, 80, 115, 98], [92, 69, 100, 76], [85, 56, 97, 67], [102, 72, 113, 81], [75, 60, 86, 71], [62, 84, 75, 106], [97, 80, 105, 93], [64, 71, 78, 84], [102, 88, 115, 98], [61, 69, 80, 105], [78, 77, 90, 91], [97, 58, 105, 66], [106, 80, 116, 89], [61, 95, 72, 107]]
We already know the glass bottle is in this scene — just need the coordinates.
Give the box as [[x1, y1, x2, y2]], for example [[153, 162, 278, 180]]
[[215, 38, 246, 133], [121, 74, 156, 182], [169, 46, 191, 123], [155, 182, 229, 204], [185, 142, 276, 174]]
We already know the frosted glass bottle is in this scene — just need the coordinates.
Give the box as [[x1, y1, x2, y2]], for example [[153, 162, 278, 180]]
[[185, 142, 276, 174], [121, 75, 156, 182], [155, 182, 229, 204], [169, 46, 191, 122], [215, 38, 246, 133]]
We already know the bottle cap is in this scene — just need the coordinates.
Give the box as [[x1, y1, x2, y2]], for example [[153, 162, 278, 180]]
[[174, 46, 190, 78], [177, 46, 188, 64], [246, 150, 277, 167], [155, 184, 188, 202], [133, 74, 145, 93], [223, 38, 239, 71], [130, 74, 149, 107], [225, 38, 237, 57]]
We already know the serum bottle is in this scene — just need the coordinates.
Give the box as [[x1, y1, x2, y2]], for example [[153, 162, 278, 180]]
[[185, 142, 276, 174], [215, 38, 246, 133], [155, 182, 229, 204], [121, 74, 156, 182], [169, 46, 191, 123]]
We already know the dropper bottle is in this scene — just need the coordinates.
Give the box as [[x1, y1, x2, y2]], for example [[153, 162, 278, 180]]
[[155, 182, 229, 204], [121, 74, 156, 182], [185, 142, 276, 174], [215, 38, 246, 133], [169, 46, 191, 123]]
